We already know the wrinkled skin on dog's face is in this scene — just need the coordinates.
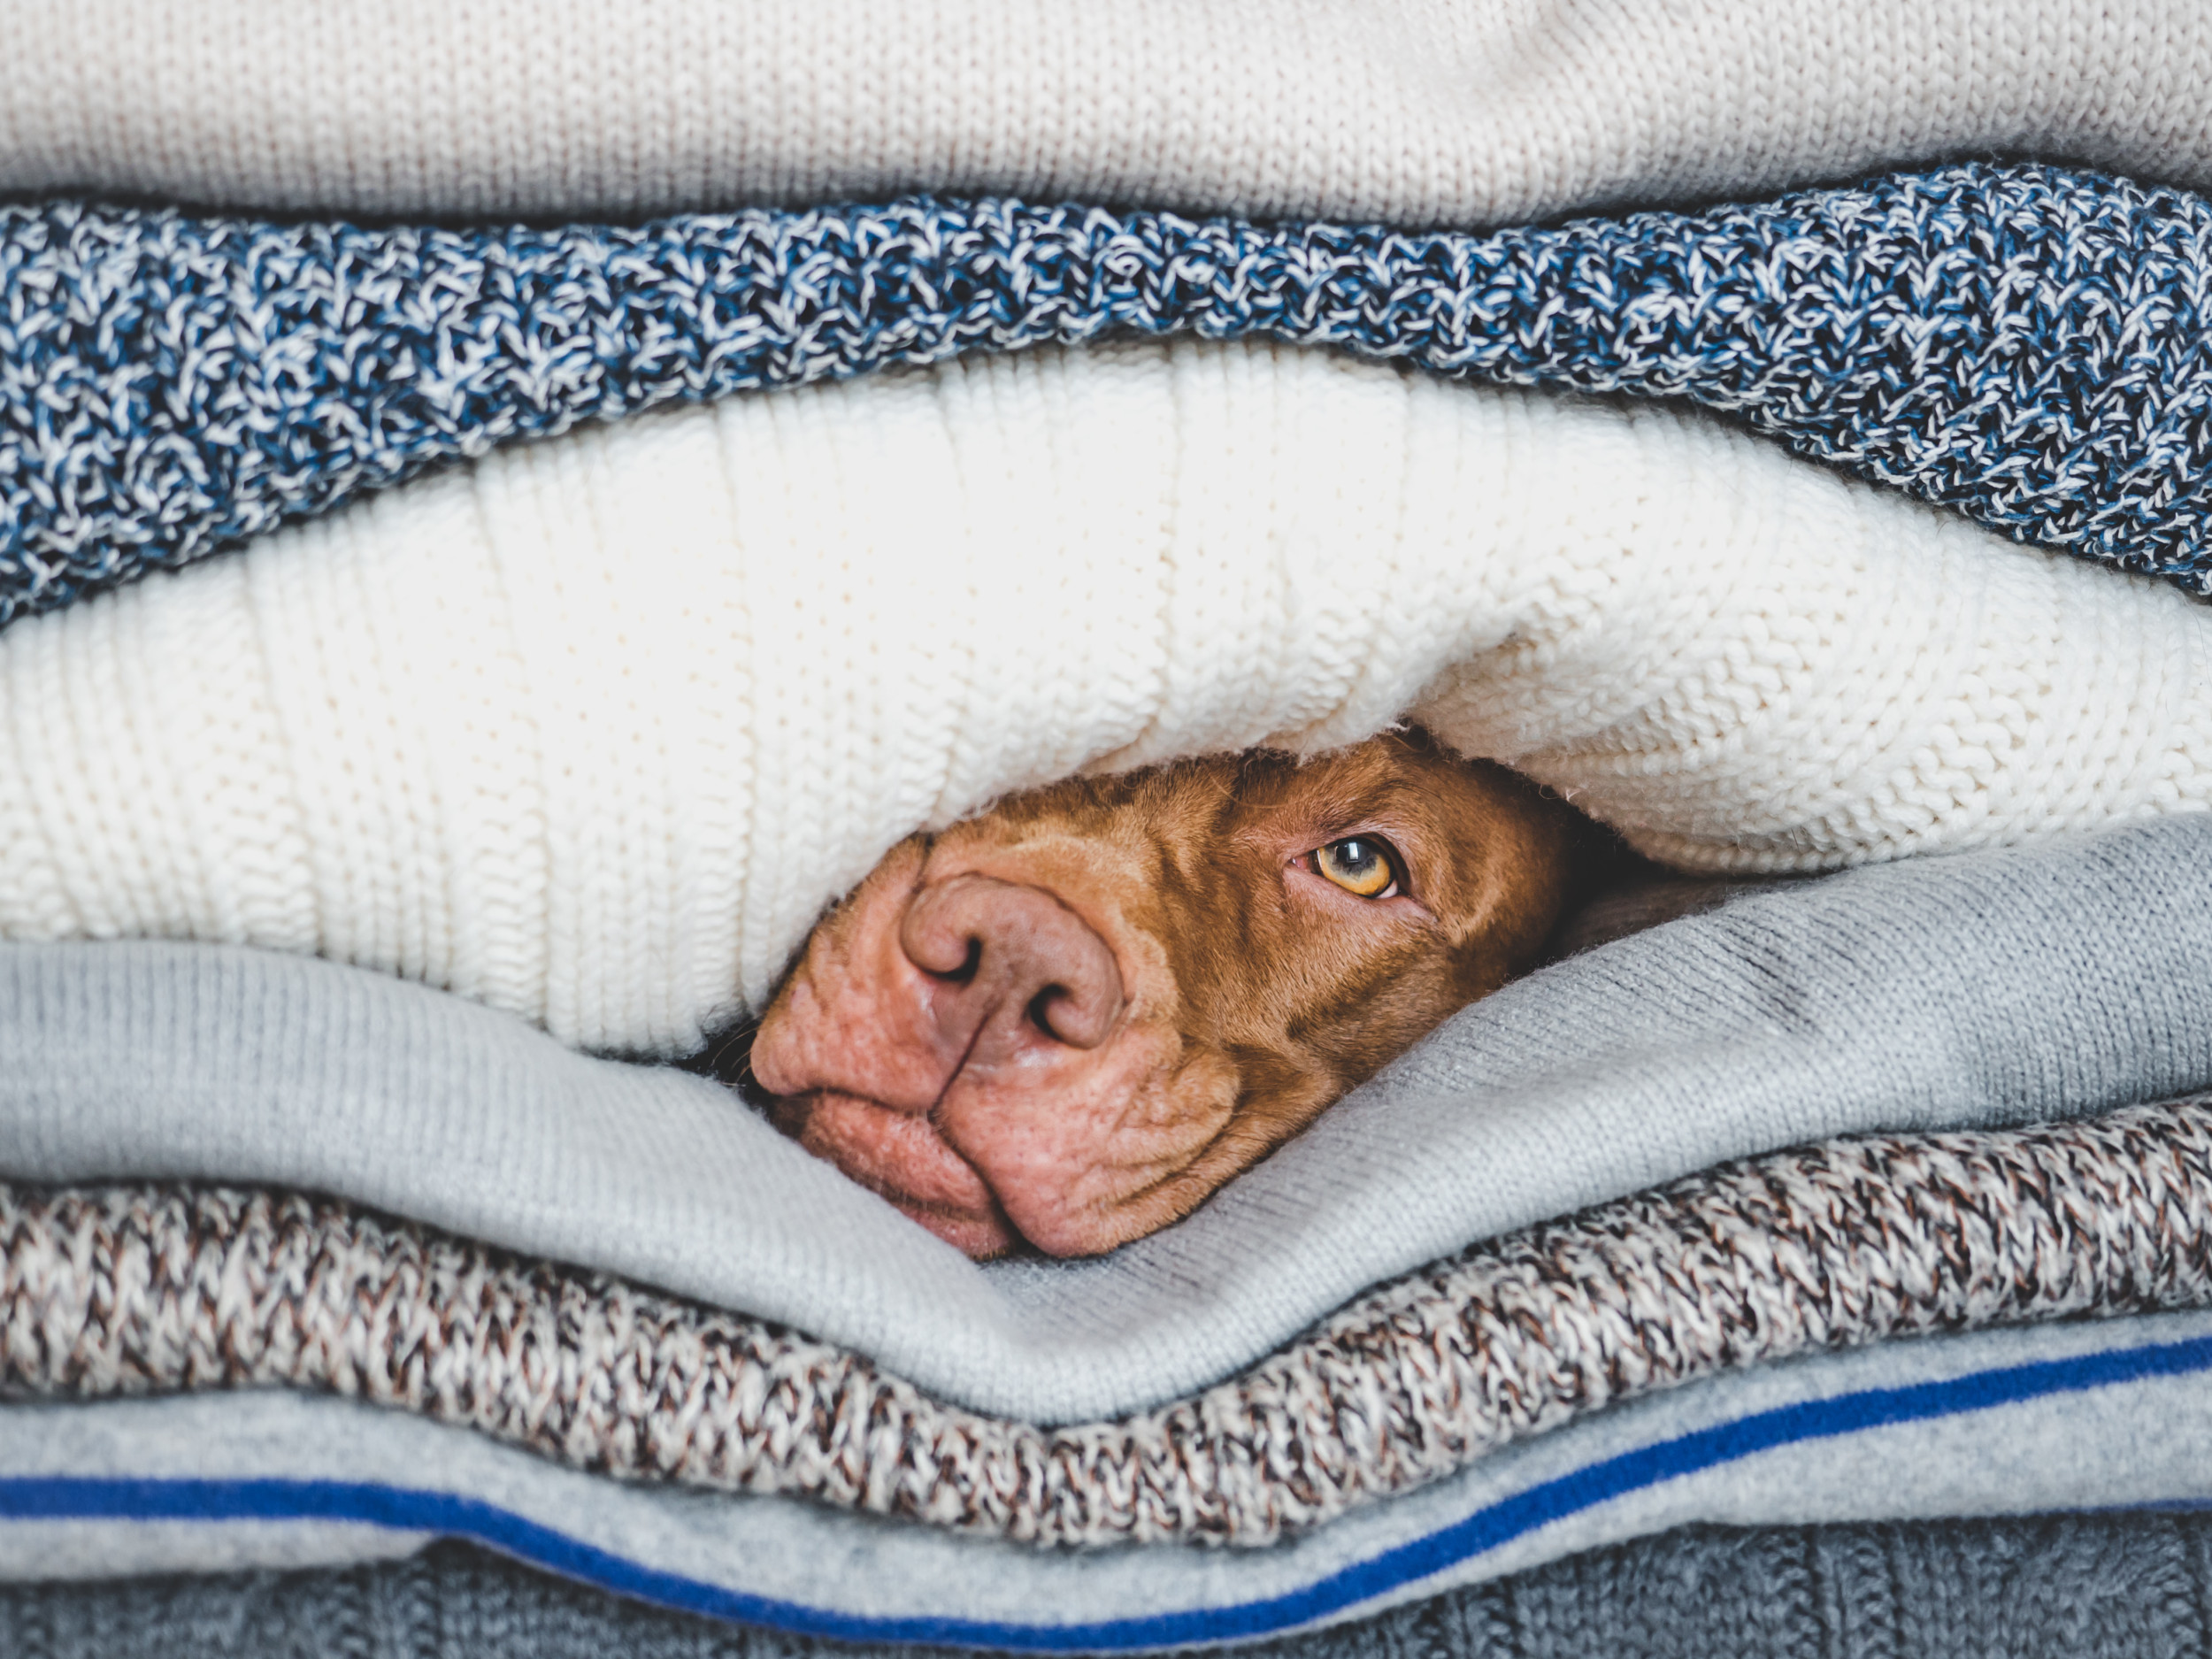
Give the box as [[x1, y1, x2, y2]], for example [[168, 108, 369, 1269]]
[[749, 732, 1581, 1259]]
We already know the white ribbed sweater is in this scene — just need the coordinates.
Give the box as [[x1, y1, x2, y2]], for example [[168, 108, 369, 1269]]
[[2, 340, 2203, 1053], [5, 1, 2210, 225]]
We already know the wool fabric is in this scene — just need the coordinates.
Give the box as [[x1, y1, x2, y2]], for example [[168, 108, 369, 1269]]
[[6, 1, 2212, 227], [12, 1093, 2212, 1548], [10, 817, 2209, 1424], [0, 337, 2206, 1052], [13, 1312, 2212, 1640], [16, 165, 2212, 627]]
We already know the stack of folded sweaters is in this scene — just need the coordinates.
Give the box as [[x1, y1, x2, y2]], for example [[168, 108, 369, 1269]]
[[8, 4, 2212, 1653]]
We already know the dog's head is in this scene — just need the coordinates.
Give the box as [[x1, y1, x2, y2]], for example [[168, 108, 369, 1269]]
[[749, 732, 1580, 1257]]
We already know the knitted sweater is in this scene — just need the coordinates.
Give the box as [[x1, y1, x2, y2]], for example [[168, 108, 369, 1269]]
[[2, 337, 2203, 1052], [6, 1, 2211, 226], [12, 166, 2212, 630]]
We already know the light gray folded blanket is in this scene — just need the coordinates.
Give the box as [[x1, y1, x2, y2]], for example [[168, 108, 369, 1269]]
[[4, 816, 2210, 1424]]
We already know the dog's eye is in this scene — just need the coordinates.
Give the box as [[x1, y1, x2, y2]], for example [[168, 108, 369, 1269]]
[[1311, 836, 1401, 899]]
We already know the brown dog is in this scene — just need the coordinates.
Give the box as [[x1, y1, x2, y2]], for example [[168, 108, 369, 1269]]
[[749, 731, 1587, 1260]]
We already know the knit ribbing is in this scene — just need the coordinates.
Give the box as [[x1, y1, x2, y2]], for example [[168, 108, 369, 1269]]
[[2, 337, 2205, 1048]]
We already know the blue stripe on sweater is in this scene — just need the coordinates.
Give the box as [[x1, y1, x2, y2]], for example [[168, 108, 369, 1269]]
[[8, 1330, 2209, 1651], [4, 164, 2212, 628]]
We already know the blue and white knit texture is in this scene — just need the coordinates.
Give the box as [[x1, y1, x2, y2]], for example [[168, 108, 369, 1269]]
[[4, 162, 2210, 626]]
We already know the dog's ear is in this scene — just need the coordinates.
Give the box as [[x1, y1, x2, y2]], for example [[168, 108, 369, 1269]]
[[1412, 745, 1593, 995]]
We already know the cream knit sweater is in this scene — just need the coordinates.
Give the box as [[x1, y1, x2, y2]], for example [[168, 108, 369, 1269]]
[[2, 340, 2202, 1053], [6, 1, 2210, 225]]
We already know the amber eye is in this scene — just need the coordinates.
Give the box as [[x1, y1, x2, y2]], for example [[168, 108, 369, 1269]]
[[1311, 835, 1402, 899]]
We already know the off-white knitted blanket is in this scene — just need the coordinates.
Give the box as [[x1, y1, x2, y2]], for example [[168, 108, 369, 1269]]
[[3, 338, 2203, 1053], [8, 2, 2211, 225]]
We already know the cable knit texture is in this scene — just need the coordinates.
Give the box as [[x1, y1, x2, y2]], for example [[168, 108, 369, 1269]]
[[6, 1, 2212, 226], [3, 336, 2208, 1048], [7, 1095, 2212, 1548], [12, 165, 2212, 626]]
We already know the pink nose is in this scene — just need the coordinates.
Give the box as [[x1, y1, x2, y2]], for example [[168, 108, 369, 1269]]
[[898, 875, 1127, 1067]]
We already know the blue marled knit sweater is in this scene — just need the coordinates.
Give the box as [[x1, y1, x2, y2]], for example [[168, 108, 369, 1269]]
[[4, 162, 2209, 626]]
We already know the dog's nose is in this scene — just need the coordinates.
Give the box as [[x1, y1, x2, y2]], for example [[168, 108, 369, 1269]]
[[899, 875, 1126, 1061]]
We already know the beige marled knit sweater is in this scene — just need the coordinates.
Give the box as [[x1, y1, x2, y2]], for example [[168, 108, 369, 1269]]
[[5, 1, 2211, 225]]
